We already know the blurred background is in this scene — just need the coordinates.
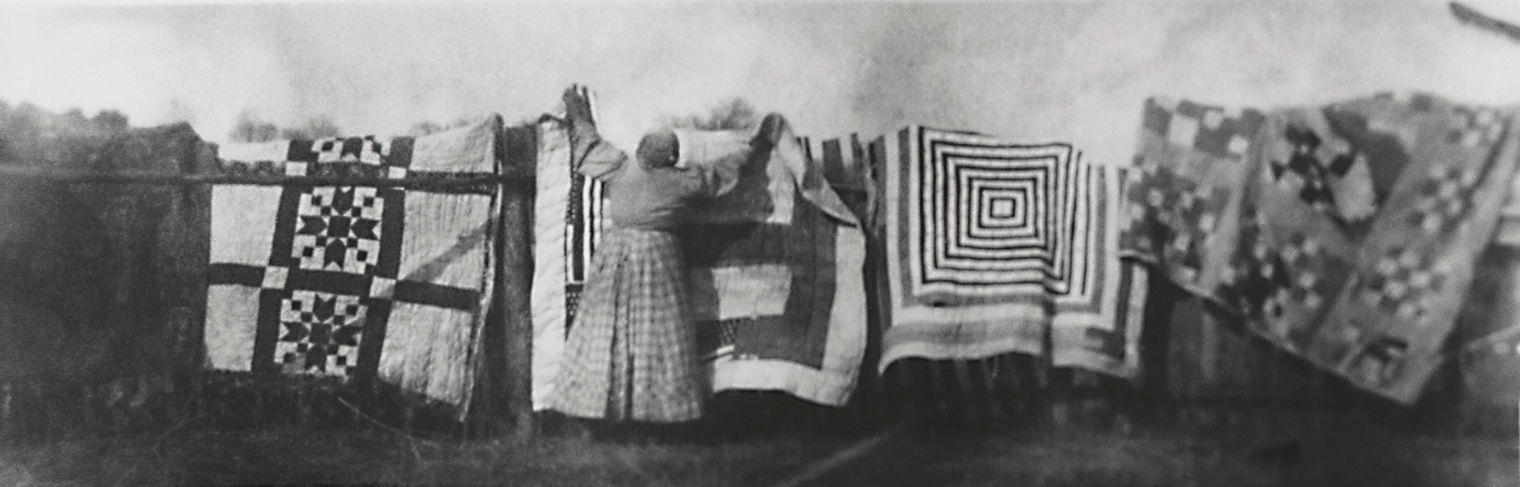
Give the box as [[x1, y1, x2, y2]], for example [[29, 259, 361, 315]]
[[5, 0, 1520, 165]]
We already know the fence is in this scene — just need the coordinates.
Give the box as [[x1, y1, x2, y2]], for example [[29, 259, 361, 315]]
[[0, 123, 1513, 445]]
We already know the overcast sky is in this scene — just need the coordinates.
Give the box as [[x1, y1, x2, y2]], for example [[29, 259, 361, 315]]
[[4, 0, 1520, 165]]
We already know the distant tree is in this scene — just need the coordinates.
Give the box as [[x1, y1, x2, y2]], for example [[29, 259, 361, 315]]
[[407, 121, 444, 136], [659, 97, 759, 131], [61, 108, 87, 125], [229, 110, 280, 143], [3, 104, 42, 144], [406, 116, 480, 136], [0, 100, 9, 158], [91, 110, 130, 131], [12, 103, 40, 126], [280, 115, 341, 140]]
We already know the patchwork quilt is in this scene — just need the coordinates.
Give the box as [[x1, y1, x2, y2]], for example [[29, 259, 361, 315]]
[[205, 116, 501, 411], [1123, 93, 1520, 402], [682, 116, 866, 406], [874, 127, 1150, 379], [531, 108, 867, 408]]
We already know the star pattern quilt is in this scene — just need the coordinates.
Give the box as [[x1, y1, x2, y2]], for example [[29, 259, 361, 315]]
[[204, 116, 501, 410]]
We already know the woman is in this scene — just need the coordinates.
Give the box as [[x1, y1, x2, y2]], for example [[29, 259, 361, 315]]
[[548, 86, 735, 424]]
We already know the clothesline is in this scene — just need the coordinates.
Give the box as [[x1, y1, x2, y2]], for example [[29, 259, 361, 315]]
[[1450, 1, 1520, 44], [0, 163, 535, 187]]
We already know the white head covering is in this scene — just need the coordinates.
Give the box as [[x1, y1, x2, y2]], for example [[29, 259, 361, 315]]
[[672, 128, 751, 197]]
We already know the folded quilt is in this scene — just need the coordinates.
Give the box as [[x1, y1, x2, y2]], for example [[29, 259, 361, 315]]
[[874, 127, 1150, 379], [530, 114, 606, 409], [1123, 93, 1520, 402], [205, 116, 501, 412], [798, 133, 874, 223]]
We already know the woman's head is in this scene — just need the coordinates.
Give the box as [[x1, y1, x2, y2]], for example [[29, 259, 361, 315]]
[[636, 130, 679, 168]]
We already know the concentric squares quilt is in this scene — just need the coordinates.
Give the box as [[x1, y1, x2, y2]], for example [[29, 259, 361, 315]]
[[874, 126, 1150, 379]]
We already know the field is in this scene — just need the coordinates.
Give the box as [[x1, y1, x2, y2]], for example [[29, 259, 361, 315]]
[[1, 410, 1514, 486]]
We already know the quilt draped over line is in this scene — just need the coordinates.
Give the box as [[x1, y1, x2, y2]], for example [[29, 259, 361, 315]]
[[531, 104, 867, 408], [873, 127, 1151, 379], [1122, 93, 1520, 403], [204, 116, 502, 414]]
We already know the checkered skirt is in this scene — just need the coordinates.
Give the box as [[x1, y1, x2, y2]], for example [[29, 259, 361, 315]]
[[547, 228, 703, 422]]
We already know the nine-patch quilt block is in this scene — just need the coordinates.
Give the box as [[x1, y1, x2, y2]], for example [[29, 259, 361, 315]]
[[1120, 98, 1265, 297], [1126, 93, 1520, 402]]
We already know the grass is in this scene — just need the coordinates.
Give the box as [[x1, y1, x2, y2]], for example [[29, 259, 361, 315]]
[[0, 423, 851, 486], [1, 412, 1514, 487], [819, 427, 1518, 487]]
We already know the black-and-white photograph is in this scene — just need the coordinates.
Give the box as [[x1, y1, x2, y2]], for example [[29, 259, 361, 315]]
[[1, 0, 1519, 485]]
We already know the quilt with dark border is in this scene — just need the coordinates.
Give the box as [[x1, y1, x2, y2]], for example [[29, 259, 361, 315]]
[[204, 117, 500, 409], [876, 126, 1150, 378]]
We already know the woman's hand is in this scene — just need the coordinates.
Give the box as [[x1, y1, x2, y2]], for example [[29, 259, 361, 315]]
[[562, 84, 601, 170], [563, 85, 596, 129]]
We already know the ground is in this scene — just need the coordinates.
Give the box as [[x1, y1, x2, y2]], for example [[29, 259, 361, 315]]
[[1, 417, 1514, 486]]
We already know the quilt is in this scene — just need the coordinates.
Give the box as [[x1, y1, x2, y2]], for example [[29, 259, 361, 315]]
[[205, 116, 501, 411], [875, 126, 1150, 378], [1123, 93, 1520, 402], [681, 115, 866, 406], [529, 113, 607, 409], [531, 103, 867, 408], [1118, 98, 1266, 297], [799, 133, 874, 222]]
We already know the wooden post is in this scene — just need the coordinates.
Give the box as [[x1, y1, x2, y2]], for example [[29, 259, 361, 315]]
[[1139, 273, 1176, 422], [949, 359, 976, 427], [993, 354, 1018, 423], [499, 123, 538, 440], [1045, 366, 1073, 430], [181, 136, 217, 422], [976, 357, 1000, 429], [1, 382, 10, 440]]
